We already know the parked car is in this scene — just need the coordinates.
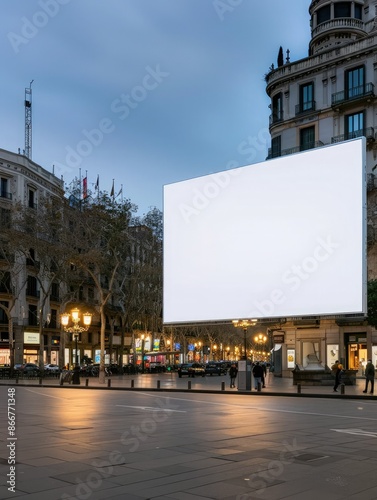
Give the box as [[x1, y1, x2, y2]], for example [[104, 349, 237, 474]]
[[20, 363, 41, 376], [177, 363, 205, 378], [204, 363, 226, 376], [44, 364, 61, 373]]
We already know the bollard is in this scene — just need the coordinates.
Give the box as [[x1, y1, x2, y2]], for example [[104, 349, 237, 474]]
[[157, 380, 161, 389], [221, 381, 225, 391], [39, 377, 42, 385], [257, 382, 261, 392], [85, 378, 89, 387], [341, 384, 345, 395], [188, 381, 191, 390], [297, 383, 301, 394], [107, 379, 111, 388], [131, 379, 134, 388]]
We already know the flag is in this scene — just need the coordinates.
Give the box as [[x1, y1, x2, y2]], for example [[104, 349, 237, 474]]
[[110, 180, 114, 197], [95, 175, 99, 190], [83, 177, 88, 199], [116, 186, 122, 198]]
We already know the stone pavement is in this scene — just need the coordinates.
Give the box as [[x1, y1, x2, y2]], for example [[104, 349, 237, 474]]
[[1, 373, 377, 500]]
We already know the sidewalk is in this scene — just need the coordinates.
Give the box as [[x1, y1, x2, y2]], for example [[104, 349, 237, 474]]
[[0, 371, 374, 399]]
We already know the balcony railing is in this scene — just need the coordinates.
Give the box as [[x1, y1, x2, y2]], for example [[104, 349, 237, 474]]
[[269, 111, 284, 125], [331, 82, 374, 107], [26, 289, 40, 298], [295, 100, 316, 116], [331, 127, 375, 144], [267, 141, 326, 159]]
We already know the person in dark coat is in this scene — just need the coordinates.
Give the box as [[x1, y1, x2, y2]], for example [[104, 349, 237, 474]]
[[252, 361, 264, 390], [363, 359, 375, 394], [229, 364, 238, 388], [333, 363, 344, 392]]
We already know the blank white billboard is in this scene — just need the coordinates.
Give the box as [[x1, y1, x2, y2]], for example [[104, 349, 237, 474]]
[[163, 139, 366, 324]]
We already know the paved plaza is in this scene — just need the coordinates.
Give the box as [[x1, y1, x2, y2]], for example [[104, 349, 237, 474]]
[[1, 373, 377, 499]]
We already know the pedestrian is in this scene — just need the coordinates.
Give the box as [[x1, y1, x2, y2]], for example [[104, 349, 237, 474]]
[[252, 361, 264, 390], [229, 363, 238, 388], [363, 359, 375, 394], [261, 362, 267, 388], [331, 360, 339, 373], [333, 363, 344, 392]]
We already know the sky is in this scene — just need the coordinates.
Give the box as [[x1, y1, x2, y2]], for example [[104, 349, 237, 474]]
[[1, 0, 311, 216]]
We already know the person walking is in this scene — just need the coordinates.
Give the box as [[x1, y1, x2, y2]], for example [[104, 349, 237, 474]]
[[363, 359, 375, 394], [229, 364, 238, 388], [261, 362, 267, 388], [252, 361, 264, 390], [333, 363, 344, 392]]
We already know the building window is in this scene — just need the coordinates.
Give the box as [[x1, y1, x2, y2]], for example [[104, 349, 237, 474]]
[[0, 301, 9, 324], [355, 3, 362, 19], [28, 189, 36, 209], [299, 82, 315, 112], [346, 66, 365, 99], [272, 93, 283, 123], [317, 4, 331, 24], [271, 136, 281, 158], [0, 272, 11, 293], [345, 111, 364, 139], [26, 275, 38, 297], [300, 126, 315, 151], [50, 282, 59, 301], [50, 309, 57, 329], [0, 178, 11, 200], [334, 2, 351, 18], [28, 304, 38, 326]]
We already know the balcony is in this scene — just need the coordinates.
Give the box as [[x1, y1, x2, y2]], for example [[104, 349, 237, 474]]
[[331, 128, 375, 144], [295, 100, 316, 116], [267, 141, 326, 160], [269, 111, 284, 126], [331, 83, 375, 107]]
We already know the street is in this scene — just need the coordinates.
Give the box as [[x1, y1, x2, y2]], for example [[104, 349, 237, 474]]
[[1, 381, 377, 499]]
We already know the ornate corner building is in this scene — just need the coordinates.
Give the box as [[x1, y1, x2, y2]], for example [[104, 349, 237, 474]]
[[264, 0, 377, 376]]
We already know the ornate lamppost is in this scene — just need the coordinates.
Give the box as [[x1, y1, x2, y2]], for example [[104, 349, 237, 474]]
[[254, 333, 268, 361], [141, 333, 145, 373], [61, 308, 92, 385], [232, 319, 257, 359]]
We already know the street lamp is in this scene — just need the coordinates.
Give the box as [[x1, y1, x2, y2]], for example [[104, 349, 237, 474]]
[[232, 319, 257, 359], [254, 334, 268, 361], [141, 334, 146, 373], [61, 308, 92, 385]]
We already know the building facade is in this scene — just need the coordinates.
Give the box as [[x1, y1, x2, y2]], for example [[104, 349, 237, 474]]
[[265, 0, 377, 376], [0, 148, 65, 367]]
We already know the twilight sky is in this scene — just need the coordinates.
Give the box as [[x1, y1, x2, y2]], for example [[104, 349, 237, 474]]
[[1, 0, 310, 215]]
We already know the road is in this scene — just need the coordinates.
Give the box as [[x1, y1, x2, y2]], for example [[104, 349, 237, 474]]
[[1, 382, 377, 499]]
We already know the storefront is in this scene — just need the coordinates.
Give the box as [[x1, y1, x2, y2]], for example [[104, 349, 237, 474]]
[[345, 333, 367, 373]]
